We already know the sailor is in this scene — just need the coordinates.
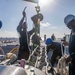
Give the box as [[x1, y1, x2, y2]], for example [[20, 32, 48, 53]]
[[31, 13, 43, 49], [17, 9, 34, 60], [51, 34, 56, 41], [32, 33, 41, 49], [46, 38, 64, 67], [31, 13, 43, 34], [0, 21, 3, 54], [0, 20, 2, 29], [64, 14, 75, 75]]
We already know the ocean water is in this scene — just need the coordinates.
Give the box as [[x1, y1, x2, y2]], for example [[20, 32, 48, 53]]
[[0, 45, 19, 56], [1, 45, 19, 54], [0, 38, 70, 58]]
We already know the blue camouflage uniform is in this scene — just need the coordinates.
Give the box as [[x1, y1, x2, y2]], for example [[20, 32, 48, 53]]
[[69, 29, 75, 75]]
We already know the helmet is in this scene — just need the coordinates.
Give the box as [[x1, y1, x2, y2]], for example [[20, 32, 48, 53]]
[[64, 14, 75, 26], [0, 20, 2, 29], [45, 38, 52, 45]]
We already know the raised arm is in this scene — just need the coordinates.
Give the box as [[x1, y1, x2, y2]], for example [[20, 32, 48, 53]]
[[17, 11, 26, 32]]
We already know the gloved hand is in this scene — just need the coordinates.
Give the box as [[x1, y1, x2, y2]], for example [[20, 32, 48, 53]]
[[62, 41, 69, 46], [66, 55, 72, 63]]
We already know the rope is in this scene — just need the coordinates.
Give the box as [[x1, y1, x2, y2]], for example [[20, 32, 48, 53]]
[[57, 43, 69, 75], [8, 48, 19, 53], [44, 45, 50, 75], [27, 45, 39, 63], [7, 48, 19, 59]]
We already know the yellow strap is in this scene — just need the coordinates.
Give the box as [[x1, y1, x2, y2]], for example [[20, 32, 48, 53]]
[[7, 48, 19, 59]]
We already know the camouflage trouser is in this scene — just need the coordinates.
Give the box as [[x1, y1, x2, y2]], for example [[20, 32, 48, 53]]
[[17, 46, 30, 60]]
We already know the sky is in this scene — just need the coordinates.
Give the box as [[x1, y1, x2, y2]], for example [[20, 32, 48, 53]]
[[0, 0, 75, 39]]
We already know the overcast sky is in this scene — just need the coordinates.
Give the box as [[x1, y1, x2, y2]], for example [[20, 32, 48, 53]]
[[0, 0, 74, 38]]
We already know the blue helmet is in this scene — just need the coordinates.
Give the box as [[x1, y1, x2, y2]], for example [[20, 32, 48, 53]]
[[45, 38, 52, 45], [0, 20, 2, 29], [64, 14, 75, 26]]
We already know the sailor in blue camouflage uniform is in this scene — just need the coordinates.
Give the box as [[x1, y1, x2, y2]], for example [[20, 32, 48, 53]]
[[64, 14, 75, 75], [46, 38, 63, 67], [17, 9, 34, 60]]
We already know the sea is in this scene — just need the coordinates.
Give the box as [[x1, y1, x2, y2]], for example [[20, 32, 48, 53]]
[[0, 37, 70, 57], [0, 38, 19, 55]]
